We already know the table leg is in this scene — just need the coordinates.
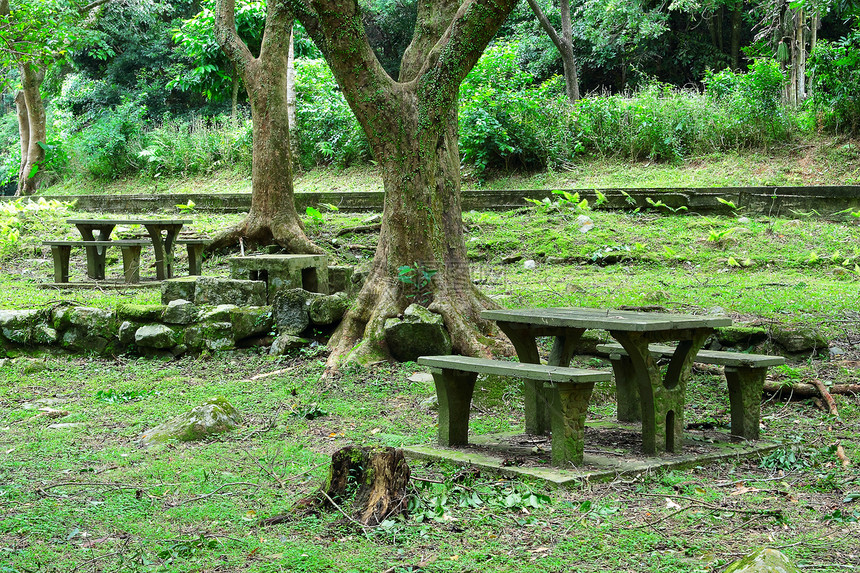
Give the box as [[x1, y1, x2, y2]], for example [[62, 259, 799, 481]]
[[76, 224, 114, 280], [50, 245, 71, 283], [607, 352, 642, 422], [611, 330, 708, 454], [144, 224, 182, 280], [724, 366, 766, 440]]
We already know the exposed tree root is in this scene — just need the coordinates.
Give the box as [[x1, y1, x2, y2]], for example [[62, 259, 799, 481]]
[[205, 214, 323, 255], [325, 268, 512, 373], [763, 381, 860, 398]]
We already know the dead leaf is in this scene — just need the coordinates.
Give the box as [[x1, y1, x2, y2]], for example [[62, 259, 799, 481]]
[[729, 486, 760, 496], [666, 498, 682, 509]]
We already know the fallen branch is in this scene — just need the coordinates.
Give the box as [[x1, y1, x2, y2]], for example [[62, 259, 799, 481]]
[[811, 379, 839, 416], [336, 223, 381, 237], [763, 381, 860, 397], [636, 492, 783, 517]]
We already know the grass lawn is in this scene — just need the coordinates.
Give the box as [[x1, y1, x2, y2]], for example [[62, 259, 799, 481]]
[[1, 170, 859, 571]]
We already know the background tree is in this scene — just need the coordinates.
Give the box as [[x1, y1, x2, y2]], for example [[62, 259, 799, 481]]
[[525, 0, 581, 102], [291, 0, 518, 369], [206, 0, 321, 253], [0, 0, 114, 195]]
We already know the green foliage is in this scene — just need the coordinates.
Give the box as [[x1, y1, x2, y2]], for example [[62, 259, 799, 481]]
[[0, 197, 72, 260], [170, 0, 266, 102], [703, 59, 792, 146], [294, 59, 371, 169], [397, 263, 438, 306], [807, 29, 860, 135]]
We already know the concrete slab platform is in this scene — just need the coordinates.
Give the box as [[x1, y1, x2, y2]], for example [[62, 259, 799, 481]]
[[403, 420, 780, 487], [39, 281, 161, 289]]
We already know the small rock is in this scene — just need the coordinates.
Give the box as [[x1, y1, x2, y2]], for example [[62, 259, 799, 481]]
[[420, 395, 438, 410], [39, 407, 69, 419], [829, 346, 845, 357], [501, 255, 523, 265], [23, 397, 65, 410], [362, 213, 381, 224], [737, 216, 751, 224], [724, 548, 800, 573], [523, 259, 536, 270], [408, 372, 434, 384], [269, 333, 311, 355], [48, 423, 85, 430], [546, 256, 567, 265], [576, 214, 594, 233]]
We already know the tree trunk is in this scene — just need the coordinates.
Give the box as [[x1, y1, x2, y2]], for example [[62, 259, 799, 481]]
[[286, 24, 299, 168], [526, 0, 580, 103], [796, 9, 806, 102], [231, 75, 239, 125], [209, 0, 321, 254], [730, 3, 742, 70], [293, 0, 517, 370], [327, 91, 499, 365], [16, 63, 47, 196]]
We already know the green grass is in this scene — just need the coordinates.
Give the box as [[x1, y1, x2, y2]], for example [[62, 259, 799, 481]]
[[2, 168, 860, 571], [1, 353, 857, 572]]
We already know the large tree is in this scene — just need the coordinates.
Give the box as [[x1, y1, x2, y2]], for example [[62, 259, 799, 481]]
[[290, 0, 518, 369], [207, 0, 321, 253]]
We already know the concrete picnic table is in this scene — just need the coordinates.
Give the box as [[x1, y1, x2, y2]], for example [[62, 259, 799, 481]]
[[481, 307, 732, 455], [66, 218, 192, 280]]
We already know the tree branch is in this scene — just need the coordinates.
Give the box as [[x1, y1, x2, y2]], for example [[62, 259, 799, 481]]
[[215, 0, 256, 74], [525, 0, 566, 53], [258, 0, 292, 67]]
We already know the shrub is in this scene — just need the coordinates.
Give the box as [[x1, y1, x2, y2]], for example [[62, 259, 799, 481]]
[[807, 30, 860, 135], [703, 59, 793, 147]]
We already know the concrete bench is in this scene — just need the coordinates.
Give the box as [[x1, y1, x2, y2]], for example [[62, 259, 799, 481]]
[[417, 355, 611, 466], [596, 343, 785, 440], [176, 238, 209, 275], [43, 240, 151, 283]]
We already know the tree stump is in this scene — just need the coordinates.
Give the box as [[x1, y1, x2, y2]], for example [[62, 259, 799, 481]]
[[292, 446, 412, 527]]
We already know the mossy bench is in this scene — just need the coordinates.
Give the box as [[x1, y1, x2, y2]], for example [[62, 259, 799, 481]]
[[417, 355, 611, 466], [596, 343, 785, 440], [43, 240, 152, 283]]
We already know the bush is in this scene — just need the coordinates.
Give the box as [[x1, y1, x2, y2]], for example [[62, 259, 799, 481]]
[[64, 100, 147, 179], [703, 59, 793, 147], [807, 30, 860, 135]]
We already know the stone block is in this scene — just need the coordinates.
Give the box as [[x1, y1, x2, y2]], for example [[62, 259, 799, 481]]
[[384, 304, 452, 363], [230, 306, 274, 340], [163, 300, 198, 325], [272, 288, 325, 335], [229, 254, 329, 301], [161, 276, 199, 304], [116, 303, 167, 323], [194, 277, 266, 307], [135, 324, 182, 349], [52, 307, 115, 339], [309, 292, 349, 326], [328, 266, 354, 294]]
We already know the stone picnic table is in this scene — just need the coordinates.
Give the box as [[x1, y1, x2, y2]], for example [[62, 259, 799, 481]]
[[66, 218, 192, 281], [481, 307, 732, 455]]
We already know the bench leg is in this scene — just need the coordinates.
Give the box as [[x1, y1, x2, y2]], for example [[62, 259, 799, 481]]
[[608, 353, 642, 422], [49, 245, 71, 283], [186, 244, 205, 275], [431, 369, 477, 446], [547, 381, 594, 466], [120, 246, 142, 284], [724, 366, 766, 440]]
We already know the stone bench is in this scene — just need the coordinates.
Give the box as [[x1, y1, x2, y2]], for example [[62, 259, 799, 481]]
[[175, 238, 209, 275], [417, 355, 611, 466], [43, 240, 152, 283], [596, 343, 785, 440]]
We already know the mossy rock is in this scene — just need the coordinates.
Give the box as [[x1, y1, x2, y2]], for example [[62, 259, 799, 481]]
[[770, 324, 828, 353], [230, 306, 274, 340], [716, 326, 769, 347], [116, 303, 168, 323], [141, 396, 243, 445], [724, 548, 799, 573]]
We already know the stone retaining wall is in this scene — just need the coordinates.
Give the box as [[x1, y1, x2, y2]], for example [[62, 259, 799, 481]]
[[8, 186, 859, 216]]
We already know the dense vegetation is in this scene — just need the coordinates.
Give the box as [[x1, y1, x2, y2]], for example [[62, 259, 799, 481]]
[[0, 0, 858, 192]]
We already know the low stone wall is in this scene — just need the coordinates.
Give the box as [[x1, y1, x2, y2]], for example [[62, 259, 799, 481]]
[[9, 185, 859, 216], [0, 277, 352, 359]]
